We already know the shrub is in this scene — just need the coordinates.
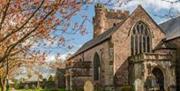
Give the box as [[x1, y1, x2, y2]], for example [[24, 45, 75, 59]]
[[120, 85, 134, 91], [14, 80, 20, 89]]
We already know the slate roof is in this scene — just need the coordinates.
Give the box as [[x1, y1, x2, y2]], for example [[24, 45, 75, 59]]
[[69, 25, 121, 59], [154, 39, 177, 50], [159, 16, 180, 40]]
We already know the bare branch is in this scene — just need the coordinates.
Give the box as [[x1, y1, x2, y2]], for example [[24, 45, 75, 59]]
[[0, 0, 45, 42], [0, 0, 11, 31], [0, 9, 54, 64]]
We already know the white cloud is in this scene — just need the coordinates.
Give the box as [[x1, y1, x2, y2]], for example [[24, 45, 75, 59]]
[[60, 51, 75, 60], [45, 48, 76, 62], [143, 0, 180, 11], [60, 53, 69, 60], [58, 44, 82, 61], [46, 55, 56, 62], [112, 0, 180, 12]]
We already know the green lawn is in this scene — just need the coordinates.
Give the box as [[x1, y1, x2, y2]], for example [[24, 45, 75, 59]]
[[13, 88, 66, 91]]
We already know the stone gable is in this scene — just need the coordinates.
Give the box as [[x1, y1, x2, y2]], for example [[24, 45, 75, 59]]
[[111, 5, 166, 86], [112, 5, 165, 73]]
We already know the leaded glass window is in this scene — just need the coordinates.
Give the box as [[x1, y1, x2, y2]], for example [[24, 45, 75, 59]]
[[131, 21, 151, 55]]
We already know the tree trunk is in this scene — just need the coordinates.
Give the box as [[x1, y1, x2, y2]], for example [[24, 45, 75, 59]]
[[37, 76, 40, 88], [1, 83, 6, 91], [0, 78, 6, 91]]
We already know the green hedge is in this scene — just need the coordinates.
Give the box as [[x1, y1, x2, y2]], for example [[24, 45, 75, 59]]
[[120, 85, 134, 91]]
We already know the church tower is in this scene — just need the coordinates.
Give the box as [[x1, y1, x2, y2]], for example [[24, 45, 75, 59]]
[[93, 3, 107, 38], [93, 4, 129, 38]]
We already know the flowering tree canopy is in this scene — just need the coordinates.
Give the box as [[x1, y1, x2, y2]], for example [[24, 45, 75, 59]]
[[0, 0, 89, 90]]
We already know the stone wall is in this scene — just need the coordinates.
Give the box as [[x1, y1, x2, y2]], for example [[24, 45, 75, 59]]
[[170, 38, 180, 90], [129, 53, 176, 91], [112, 5, 165, 87], [66, 40, 114, 91]]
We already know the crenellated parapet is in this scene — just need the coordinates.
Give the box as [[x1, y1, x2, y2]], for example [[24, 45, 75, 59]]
[[95, 3, 107, 9], [93, 3, 129, 38], [106, 9, 129, 19]]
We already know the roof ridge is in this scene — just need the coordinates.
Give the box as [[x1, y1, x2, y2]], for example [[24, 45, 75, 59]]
[[67, 23, 123, 60], [160, 15, 180, 25], [159, 15, 180, 40]]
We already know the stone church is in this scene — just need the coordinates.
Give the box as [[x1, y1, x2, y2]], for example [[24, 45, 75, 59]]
[[65, 4, 180, 91]]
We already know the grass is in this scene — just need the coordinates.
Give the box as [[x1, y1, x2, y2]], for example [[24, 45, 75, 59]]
[[12, 88, 66, 91]]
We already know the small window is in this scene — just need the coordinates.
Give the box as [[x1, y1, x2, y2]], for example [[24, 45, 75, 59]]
[[131, 36, 134, 55], [110, 48, 114, 60], [93, 53, 100, 80], [79, 59, 82, 62]]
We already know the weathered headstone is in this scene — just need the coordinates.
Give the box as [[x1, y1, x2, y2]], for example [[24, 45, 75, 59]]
[[84, 80, 94, 91]]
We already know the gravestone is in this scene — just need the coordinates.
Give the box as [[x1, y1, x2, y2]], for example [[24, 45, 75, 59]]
[[84, 80, 94, 91]]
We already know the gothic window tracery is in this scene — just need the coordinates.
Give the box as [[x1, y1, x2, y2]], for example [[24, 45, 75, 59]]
[[131, 21, 151, 55]]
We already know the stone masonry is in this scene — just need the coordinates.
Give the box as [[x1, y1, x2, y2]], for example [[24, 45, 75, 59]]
[[65, 4, 180, 91]]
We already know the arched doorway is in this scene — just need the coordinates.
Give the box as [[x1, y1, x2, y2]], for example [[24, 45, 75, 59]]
[[93, 53, 100, 81], [152, 67, 165, 91]]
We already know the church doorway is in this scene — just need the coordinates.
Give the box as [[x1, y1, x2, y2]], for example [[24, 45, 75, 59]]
[[152, 67, 165, 91]]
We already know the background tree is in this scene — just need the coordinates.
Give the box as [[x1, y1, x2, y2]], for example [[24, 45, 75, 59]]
[[48, 75, 54, 82]]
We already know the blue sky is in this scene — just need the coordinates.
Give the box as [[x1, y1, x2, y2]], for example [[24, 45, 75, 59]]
[[14, 0, 180, 80], [45, 0, 180, 61]]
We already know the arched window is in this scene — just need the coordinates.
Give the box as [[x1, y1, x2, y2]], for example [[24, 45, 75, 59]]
[[131, 21, 151, 55], [93, 53, 100, 81], [79, 58, 82, 62]]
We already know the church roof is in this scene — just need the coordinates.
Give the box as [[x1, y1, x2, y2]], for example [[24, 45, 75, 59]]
[[68, 6, 180, 60], [69, 25, 121, 59], [154, 39, 177, 50], [159, 16, 180, 40]]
